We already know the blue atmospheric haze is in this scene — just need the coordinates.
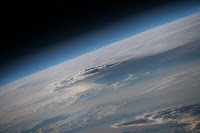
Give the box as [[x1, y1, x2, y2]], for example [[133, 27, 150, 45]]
[[1, 2, 200, 86]]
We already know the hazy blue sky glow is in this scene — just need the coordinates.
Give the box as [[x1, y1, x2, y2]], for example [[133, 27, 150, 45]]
[[1, 2, 200, 86]]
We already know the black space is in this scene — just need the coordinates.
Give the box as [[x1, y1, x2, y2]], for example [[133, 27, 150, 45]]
[[1, 0, 181, 66]]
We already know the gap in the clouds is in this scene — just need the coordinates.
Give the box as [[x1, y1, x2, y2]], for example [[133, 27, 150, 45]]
[[0, 2, 200, 86]]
